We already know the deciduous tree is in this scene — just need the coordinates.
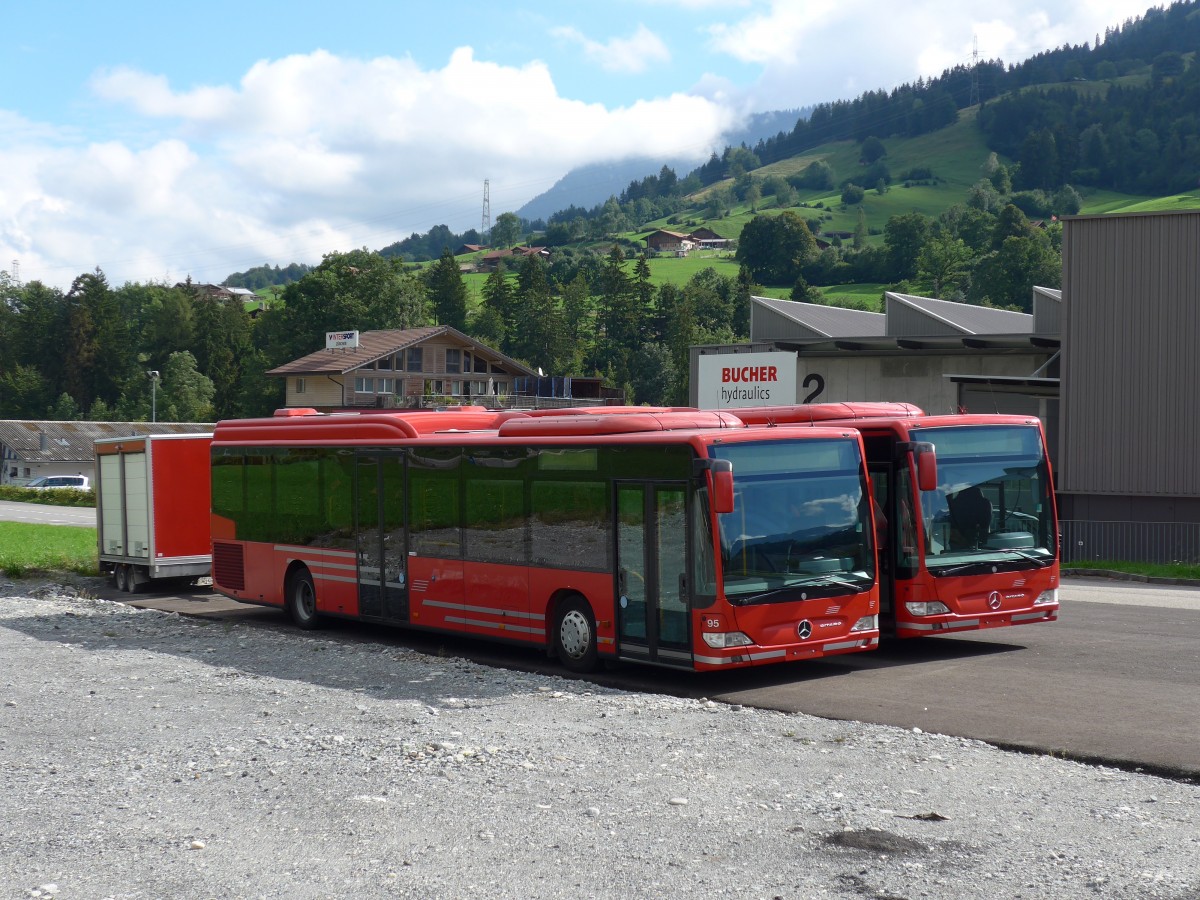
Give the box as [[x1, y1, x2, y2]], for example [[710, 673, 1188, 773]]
[[489, 212, 522, 249], [736, 212, 819, 285]]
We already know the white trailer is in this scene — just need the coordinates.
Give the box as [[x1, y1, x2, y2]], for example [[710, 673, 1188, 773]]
[[95, 433, 213, 592]]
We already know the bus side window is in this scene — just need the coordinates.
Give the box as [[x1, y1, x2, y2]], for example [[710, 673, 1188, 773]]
[[869, 469, 890, 567], [895, 467, 919, 572]]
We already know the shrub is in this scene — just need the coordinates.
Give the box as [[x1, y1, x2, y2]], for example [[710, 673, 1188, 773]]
[[0, 486, 96, 508], [841, 183, 865, 205]]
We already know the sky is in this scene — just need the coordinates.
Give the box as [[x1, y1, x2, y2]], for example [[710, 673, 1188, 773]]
[[0, 0, 1160, 290]]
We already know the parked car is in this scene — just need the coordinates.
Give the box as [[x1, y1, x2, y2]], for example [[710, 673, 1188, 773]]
[[25, 475, 90, 490]]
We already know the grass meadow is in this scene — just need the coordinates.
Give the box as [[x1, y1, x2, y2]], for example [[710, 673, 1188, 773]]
[[0, 522, 98, 577]]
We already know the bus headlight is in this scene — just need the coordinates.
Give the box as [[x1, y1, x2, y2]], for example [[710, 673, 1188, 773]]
[[1033, 589, 1059, 605], [702, 631, 753, 649], [906, 601, 950, 616], [850, 615, 877, 633]]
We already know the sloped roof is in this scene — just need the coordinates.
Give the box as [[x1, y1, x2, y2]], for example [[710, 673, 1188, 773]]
[[0, 421, 214, 463], [886, 292, 1034, 335], [753, 296, 886, 338], [265, 326, 536, 378]]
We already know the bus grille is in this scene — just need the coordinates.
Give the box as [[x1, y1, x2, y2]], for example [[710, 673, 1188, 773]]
[[212, 542, 245, 590]]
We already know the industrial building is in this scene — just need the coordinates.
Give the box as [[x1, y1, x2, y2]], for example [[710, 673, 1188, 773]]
[[689, 209, 1200, 564]]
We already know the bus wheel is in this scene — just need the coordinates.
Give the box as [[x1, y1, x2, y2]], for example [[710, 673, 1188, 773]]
[[286, 569, 320, 630], [114, 565, 129, 592], [554, 596, 599, 673]]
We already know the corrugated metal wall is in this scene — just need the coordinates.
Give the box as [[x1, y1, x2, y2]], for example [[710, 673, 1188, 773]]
[[885, 299, 963, 337], [1033, 289, 1061, 333], [1060, 211, 1200, 497], [750, 305, 828, 342]]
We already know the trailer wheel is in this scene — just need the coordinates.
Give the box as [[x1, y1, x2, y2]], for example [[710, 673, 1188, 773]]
[[114, 565, 130, 593], [554, 595, 599, 673], [286, 568, 320, 630]]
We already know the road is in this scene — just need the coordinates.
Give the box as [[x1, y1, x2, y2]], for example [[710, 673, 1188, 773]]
[[0, 499, 95, 528], [100, 574, 1200, 782]]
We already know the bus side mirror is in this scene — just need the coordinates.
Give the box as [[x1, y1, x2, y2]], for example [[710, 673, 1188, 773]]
[[710, 460, 735, 514], [913, 442, 938, 492]]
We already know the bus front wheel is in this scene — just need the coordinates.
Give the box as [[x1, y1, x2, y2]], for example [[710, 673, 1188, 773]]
[[286, 569, 320, 630], [554, 596, 599, 673]]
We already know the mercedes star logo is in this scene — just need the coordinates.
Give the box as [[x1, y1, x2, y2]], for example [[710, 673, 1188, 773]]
[[988, 591, 1003, 610], [798, 619, 813, 639]]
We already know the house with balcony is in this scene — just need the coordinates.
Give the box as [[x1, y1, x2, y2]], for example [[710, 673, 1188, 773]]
[[266, 326, 621, 410]]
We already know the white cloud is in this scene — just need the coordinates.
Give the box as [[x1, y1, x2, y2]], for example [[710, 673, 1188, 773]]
[[707, 0, 1159, 110], [707, 3, 844, 66], [2, 46, 732, 288], [91, 66, 238, 120], [550, 24, 671, 74]]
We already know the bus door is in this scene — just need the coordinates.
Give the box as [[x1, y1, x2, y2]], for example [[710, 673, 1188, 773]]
[[615, 482, 692, 667], [868, 463, 894, 623], [355, 451, 409, 623]]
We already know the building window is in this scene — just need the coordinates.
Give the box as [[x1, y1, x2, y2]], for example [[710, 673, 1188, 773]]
[[377, 378, 393, 394], [407, 348, 423, 372], [377, 355, 393, 371], [474, 355, 488, 373], [296, 377, 307, 394], [355, 377, 374, 393], [445, 348, 461, 373]]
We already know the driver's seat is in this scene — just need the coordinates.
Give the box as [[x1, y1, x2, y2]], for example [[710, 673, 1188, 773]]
[[947, 486, 992, 549]]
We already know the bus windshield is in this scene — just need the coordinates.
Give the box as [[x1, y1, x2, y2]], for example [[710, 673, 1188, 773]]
[[916, 425, 1056, 574], [711, 438, 874, 603]]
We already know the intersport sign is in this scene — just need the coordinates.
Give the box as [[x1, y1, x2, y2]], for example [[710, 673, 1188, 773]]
[[697, 351, 797, 408]]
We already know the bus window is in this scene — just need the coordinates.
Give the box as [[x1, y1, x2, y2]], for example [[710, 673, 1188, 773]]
[[409, 448, 462, 559]]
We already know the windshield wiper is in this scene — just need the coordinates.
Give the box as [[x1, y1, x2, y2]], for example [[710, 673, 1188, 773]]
[[1001, 548, 1053, 567], [736, 572, 869, 603], [926, 559, 997, 576], [928, 550, 1051, 576], [791, 572, 862, 587]]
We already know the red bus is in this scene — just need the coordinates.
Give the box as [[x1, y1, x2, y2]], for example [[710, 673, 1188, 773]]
[[733, 405, 1060, 637], [209, 407, 882, 672]]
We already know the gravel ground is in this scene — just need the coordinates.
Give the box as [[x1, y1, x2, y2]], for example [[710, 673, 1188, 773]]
[[1, 579, 1198, 900]]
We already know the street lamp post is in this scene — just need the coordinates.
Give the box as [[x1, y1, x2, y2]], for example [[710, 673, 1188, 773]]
[[147, 370, 160, 422]]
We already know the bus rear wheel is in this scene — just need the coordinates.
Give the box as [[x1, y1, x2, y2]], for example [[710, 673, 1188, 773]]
[[554, 596, 599, 673], [286, 569, 320, 630]]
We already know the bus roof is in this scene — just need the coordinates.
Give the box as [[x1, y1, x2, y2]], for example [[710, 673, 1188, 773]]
[[730, 402, 925, 426], [212, 409, 859, 448]]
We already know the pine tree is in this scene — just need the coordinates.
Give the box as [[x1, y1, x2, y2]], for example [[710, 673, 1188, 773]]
[[481, 262, 516, 355], [425, 248, 468, 331]]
